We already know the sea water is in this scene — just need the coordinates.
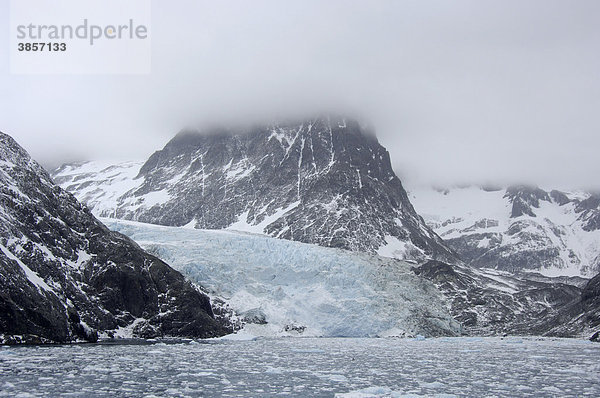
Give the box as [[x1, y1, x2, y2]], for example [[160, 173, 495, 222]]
[[0, 337, 599, 397]]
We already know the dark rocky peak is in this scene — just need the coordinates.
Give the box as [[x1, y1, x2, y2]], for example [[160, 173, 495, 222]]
[[140, 116, 384, 177], [55, 117, 455, 262], [576, 194, 600, 212], [505, 185, 551, 218], [134, 116, 404, 214], [549, 190, 571, 206], [576, 193, 600, 232]]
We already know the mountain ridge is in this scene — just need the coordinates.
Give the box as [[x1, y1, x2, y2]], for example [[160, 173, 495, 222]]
[[409, 184, 600, 277], [0, 131, 230, 344]]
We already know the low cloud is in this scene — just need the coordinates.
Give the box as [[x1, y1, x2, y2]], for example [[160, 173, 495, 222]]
[[1, 0, 599, 189]]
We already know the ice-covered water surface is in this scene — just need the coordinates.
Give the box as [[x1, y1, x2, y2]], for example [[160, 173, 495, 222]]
[[1, 337, 599, 397]]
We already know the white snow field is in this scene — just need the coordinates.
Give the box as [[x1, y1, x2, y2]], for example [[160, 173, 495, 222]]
[[52, 161, 145, 217], [0, 337, 598, 397], [101, 218, 459, 338]]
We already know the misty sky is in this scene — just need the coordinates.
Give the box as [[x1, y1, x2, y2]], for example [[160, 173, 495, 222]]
[[1, 0, 599, 189]]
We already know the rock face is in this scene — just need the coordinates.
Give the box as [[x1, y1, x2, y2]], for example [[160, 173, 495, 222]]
[[413, 260, 590, 336], [0, 132, 230, 344], [53, 117, 455, 263], [536, 272, 600, 338], [409, 185, 600, 276]]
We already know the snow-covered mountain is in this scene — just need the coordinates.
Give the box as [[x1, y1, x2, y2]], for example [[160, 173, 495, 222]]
[[49, 118, 600, 338], [101, 218, 461, 338], [0, 132, 230, 344], [409, 185, 600, 277], [53, 117, 454, 263]]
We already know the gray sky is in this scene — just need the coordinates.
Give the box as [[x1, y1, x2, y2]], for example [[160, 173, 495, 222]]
[[1, 0, 599, 188]]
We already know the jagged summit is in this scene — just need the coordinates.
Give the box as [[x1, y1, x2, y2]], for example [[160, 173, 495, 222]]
[[505, 185, 551, 218], [141, 117, 378, 176], [53, 117, 455, 263]]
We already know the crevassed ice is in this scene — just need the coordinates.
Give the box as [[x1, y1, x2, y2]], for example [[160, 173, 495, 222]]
[[102, 218, 459, 338]]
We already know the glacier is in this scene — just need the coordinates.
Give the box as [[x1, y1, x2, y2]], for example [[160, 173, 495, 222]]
[[101, 218, 460, 338]]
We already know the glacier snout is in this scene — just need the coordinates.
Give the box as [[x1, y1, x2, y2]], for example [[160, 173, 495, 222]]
[[103, 218, 460, 338]]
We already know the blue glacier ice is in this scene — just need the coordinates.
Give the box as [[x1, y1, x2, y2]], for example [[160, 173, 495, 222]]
[[102, 218, 460, 338]]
